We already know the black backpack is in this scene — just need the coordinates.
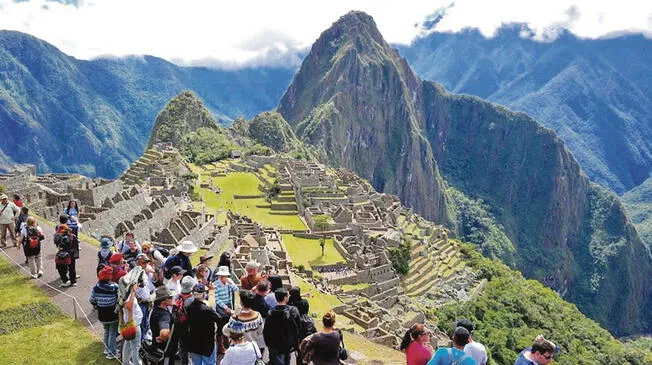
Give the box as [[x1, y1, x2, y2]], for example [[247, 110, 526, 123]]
[[155, 246, 170, 258], [298, 313, 317, 340], [53, 230, 72, 251]]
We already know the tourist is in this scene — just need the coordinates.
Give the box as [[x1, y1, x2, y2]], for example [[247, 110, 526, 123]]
[[89, 266, 119, 359], [54, 216, 79, 287], [240, 260, 262, 290], [300, 311, 342, 365], [456, 319, 487, 365], [135, 253, 155, 340], [0, 193, 20, 248], [197, 253, 214, 280], [119, 280, 142, 365], [63, 200, 80, 236], [166, 266, 185, 297], [175, 275, 197, 365], [400, 323, 434, 365], [220, 321, 263, 365], [12, 194, 23, 208], [185, 283, 222, 365], [150, 286, 177, 364], [141, 241, 167, 268], [20, 216, 44, 279], [514, 335, 558, 365], [97, 237, 114, 269], [213, 265, 238, 354], [195, 264, 213, 287], [163, 240, 197, 279], [116, 232, 140, 255], [122, 238, 142, 268], [108, 253, 127, 283], [223, 290, 265, 356], [15, 206, 29, 264], [265, 275, 283, 308], [426, 327, 476, 365], [263, 288, 301, 365], [250, 280, 271, 319], [288, 286, 309, 315]]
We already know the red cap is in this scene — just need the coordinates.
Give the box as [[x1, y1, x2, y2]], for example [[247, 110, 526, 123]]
[[108, 253, 123, 264]]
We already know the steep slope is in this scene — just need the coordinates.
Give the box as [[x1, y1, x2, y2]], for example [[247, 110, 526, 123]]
[[278, 11, 652, 336], [278, 11, 454, 226], [147, 90, 220, 148], [0, 31, 293, 178], [623, 176, 652, 248], [400, 27, 652, 194]]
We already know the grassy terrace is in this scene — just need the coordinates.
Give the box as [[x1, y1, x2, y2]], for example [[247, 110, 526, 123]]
[[282, 234, 345, 270], [0, 257, 111, 364], [190, 164, 306, 230]]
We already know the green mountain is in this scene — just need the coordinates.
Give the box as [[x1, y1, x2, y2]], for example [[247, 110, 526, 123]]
[[623, 177, 652, 248], [277, 11, 652, 336], [0, 30, 293, 178], [399, 27, 652, 195]]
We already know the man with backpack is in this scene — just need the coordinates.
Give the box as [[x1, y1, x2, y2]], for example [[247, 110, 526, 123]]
[[426, 327, 476, 365], [0, 193, 20, 248], [163, 241, 197, 280], [185, 283, 222, 365], [15, 206, 30, 264], [263, 288, 302, 365], [54, 215, 80, 287]]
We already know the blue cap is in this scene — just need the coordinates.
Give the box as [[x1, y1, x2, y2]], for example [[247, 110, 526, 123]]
[[100, 237, 113, 249]]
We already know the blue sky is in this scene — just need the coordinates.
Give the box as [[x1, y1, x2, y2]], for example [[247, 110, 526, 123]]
[[1, 0, 650, 68]]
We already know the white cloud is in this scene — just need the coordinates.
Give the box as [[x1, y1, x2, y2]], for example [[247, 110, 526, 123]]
[[0, 0, 650, 68]]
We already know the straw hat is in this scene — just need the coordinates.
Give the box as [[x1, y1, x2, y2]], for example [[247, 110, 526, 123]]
[[176, 240, 198, 253]]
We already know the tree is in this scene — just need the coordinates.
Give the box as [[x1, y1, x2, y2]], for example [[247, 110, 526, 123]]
[[313, 214, 332, 256]]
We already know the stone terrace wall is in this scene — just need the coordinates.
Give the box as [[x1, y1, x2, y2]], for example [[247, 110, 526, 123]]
[[70, 180, 124, 207], [83, 192, 149, 238]]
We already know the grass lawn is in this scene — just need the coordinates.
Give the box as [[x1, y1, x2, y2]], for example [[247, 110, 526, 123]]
[[283, 234, 345, 269], [341, 283, 370, 291], [198, 171, 306, 230], [0, 256, 111, 364]]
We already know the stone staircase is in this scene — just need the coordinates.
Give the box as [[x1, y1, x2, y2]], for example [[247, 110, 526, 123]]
[[121, 149, 165, 185]]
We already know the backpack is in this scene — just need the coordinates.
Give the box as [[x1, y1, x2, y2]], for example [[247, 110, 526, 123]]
[[55, 250, 71, 266], [26, 227, 40, 249], [155, 247, 170, 258], [174, 292, 193, 325], [298, 313, 317, 340], [448, 348, 470, 365], [98, 249, 113, 266], [163, 256, 182, 279], [53, 230, 73, 251]]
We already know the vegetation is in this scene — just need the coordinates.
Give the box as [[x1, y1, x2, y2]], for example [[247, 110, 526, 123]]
[[387, 239, 411, 275], [178, 127, 237, 165], [0, 257, 111, 364], [622, 176, 652, 248], [312, 215, 332, 256], [432, 243, 652, 365], [449, 187, 516, 267]]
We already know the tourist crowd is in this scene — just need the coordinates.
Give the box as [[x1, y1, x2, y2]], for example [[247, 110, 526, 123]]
[[1, 195, 559, 365]]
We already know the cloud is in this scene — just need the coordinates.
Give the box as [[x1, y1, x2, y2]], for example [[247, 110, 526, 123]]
[[0, 0, 650, 69]]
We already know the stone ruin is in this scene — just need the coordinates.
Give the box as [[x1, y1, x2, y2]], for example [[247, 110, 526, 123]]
[[226, 210, 294, 287], [0, 149, 218, 250]]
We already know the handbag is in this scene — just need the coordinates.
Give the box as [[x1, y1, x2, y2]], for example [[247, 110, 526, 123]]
[[250, 342, 265, 365], [119, 306, 138, 341], [338, 329, 348, 361], [139, 322, 175, 364]]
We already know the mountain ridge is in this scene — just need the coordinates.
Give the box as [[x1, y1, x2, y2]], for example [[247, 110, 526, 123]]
[[278, 10, 652, 336]]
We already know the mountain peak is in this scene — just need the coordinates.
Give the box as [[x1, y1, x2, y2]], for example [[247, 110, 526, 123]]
[[318, 11, 387, 54]]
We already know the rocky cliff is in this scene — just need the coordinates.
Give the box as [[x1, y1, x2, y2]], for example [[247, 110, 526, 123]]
[[278, 11, 454, 227], [277, 11, 652, 335]]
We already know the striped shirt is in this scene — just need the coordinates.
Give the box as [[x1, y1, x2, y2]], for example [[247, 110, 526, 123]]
[[214, 279, 238, 310]]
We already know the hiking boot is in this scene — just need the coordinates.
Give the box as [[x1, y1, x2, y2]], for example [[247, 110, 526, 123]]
[[71, 282, 77, 287], [60, 281, 71, 287], [76, 275, 81, 279], [37, 271, 43, 278], [30, 274, 37, 279]]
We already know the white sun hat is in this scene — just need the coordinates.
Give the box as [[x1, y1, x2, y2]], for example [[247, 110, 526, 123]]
[[176, 240, 198, 253]]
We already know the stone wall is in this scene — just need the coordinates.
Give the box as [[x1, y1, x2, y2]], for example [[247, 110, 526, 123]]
[[83, 192, 149, 238]]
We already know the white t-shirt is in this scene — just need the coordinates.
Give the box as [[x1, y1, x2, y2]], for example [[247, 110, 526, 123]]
[[166, 279, 182, 298], [464, 341, 488, 365], [220, 341, 261, 365]]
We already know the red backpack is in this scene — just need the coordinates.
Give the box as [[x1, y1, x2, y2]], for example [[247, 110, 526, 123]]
[[174, 292, 194, 324], [26, 227, 41, 249]]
